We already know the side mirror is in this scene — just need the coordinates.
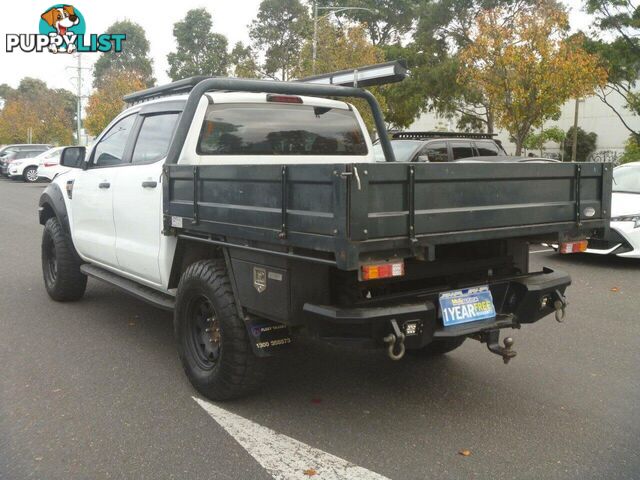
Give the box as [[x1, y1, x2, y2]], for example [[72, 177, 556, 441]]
[[60, 146, 86, 168]]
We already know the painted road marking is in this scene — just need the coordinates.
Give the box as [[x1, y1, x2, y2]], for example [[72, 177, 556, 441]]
[[193, 396, 391, 480]]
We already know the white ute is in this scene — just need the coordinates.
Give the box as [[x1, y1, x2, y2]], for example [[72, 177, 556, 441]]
[[38, 81, 374, 400]]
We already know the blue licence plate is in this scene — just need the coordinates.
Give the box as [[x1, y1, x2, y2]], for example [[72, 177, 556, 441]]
[[439, 286, 496, 327]]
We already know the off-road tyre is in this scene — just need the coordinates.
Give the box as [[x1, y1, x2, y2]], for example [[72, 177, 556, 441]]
[[41, 217, 87, 301], [175, 259, 266, 401]]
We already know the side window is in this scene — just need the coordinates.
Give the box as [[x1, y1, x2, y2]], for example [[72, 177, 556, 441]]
[[421, 141, 448, 162], [451, 141, 474, 160], [92, 114, 136, 167], [475, 141, 500, 156], [131, 113, 180, 164]]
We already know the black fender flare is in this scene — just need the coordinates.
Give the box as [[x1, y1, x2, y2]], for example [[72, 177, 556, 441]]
[[39, 182, 71, 235]]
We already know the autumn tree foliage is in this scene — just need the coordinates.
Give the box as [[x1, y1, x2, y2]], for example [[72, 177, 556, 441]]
[[459, 1, 608, 154], [0, 78, 74, 145], [84, 72, 146, 136], [295, 21, 386, 132]]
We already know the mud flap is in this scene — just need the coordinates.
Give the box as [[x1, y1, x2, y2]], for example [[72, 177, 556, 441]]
[[244, 315, 292, 357]]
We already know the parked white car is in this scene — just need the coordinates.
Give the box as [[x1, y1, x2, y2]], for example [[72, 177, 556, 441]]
[[35, 147, 68, 181], [586, 161, 640, 258], [7, 150, 51, 183]]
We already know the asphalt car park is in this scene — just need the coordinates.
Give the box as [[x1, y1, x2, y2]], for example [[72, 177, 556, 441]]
[[1, 178, 639, 480]]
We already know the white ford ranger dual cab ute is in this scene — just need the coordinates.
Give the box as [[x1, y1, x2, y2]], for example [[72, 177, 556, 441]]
[[39, 77, 610, 400]]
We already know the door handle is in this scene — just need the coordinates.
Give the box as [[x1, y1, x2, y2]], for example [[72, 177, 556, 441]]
[[98, 182, 110, 189], [141, 180, 158, 188]]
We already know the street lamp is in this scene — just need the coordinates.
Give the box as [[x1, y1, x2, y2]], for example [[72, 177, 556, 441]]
[[312, 2, 376, 74]]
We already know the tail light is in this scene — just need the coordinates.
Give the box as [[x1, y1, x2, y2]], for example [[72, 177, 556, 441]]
[[360, 261, 405, 281], [266, 94, 303, 104], [559, 240, 588, 254]]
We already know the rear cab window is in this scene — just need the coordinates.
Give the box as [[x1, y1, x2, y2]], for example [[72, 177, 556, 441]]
[[197, 103, 368, 157]]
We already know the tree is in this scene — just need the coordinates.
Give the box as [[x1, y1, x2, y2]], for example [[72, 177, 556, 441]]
[[320, 0, 418, 46], [249, 0, 310, 81], [381, 0, 540, 132], [583, 0, 639, 141], [0, 78, 74, 144], [295, 21, 386, 131], [564, 127, 597, 162], [524, 126, 566, 157], [459, 1, 607, 154], [229, 42, 260, 78], [93, 20, 154, 88], [167, 9, 230, 81], [620, 135, 640, 164], [85, 72, 146, 136]]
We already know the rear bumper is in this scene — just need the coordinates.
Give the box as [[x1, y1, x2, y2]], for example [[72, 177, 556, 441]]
[[303, 268, 570, 348]]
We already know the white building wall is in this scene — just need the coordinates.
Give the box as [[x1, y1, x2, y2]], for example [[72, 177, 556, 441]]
[[409, 90, 639, 161]]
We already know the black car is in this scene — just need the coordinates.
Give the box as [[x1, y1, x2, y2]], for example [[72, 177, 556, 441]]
[[373, 131, 508, 162]]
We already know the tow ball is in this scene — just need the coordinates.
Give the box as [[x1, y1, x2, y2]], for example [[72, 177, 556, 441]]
[[383, 319, 406, 360], [481, 330, 517, 364]]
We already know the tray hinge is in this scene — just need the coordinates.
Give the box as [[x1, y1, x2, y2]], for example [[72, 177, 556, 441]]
[[193, 165, 200, 225], [575, 164, 582, 227], [408, 165, 418, 251], [278, 165, 288, 239]]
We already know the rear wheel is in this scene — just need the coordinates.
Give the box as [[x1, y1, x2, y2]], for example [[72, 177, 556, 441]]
[[410, 337, 466, 357], [42, 217, 87, 301], [175, 259, 266, 400], [23, 166, 38, 183]]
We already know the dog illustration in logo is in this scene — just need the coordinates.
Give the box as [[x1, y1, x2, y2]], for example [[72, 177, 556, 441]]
[[41, 5, 79, 53]]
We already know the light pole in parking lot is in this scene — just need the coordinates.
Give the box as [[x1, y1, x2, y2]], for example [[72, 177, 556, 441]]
[[66, 53, 91, 146], [312, 2, 376, 75]]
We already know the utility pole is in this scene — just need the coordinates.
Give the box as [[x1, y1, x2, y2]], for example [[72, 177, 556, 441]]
[[312, 0, 318, 75], [571, 98, 579, 162], [66, 53, 90, 146], [311, 5, 376, 75], [76, 53, 82, 146]]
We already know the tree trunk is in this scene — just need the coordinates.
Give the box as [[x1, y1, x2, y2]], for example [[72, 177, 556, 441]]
[[515, 138, 524, 156], [486, 109, 494, 135]]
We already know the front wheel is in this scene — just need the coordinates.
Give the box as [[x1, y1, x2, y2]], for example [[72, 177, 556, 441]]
[[174, 260, 266, 401], [23, 166, 38, 183]]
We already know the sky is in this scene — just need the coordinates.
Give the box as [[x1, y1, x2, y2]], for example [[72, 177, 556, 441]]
[[0, 0, 593, 96]]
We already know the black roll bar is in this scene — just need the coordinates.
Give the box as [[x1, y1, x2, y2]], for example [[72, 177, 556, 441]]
[[163, 77, 396, 164]]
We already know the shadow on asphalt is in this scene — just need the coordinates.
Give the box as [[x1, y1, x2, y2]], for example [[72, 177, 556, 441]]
[[81, 282, 500, 419]]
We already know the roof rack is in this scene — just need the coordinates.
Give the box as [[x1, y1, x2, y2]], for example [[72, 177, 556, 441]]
[[123, 76, 211, 105], [392, 131, 497, 140], [123, 60, 409, 105]]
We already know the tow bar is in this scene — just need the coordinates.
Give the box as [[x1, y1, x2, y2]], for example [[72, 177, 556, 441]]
[[383, 319, 406, 360], [554, 289, 568, 322], [481, 330, 517, 364]]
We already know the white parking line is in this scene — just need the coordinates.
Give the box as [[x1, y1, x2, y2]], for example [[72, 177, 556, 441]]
[[193, 396, 390, 480]]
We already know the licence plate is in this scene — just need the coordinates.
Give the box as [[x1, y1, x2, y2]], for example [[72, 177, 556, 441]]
[[439, 286, 496, 327]]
